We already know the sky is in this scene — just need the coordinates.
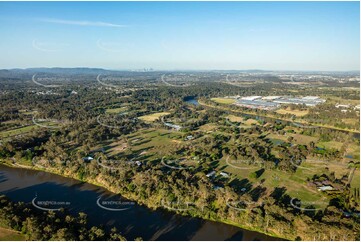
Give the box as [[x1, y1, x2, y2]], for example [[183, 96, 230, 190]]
[[0, 1, 359, 71]]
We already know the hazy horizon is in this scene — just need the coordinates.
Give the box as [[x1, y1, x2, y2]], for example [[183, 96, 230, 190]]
[[1, 66, 360, 73]]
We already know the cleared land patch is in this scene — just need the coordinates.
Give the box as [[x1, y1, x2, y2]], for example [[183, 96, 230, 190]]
[[243, 118, 259, 126], [126, 128, 182, 159], [226, 115, 244, 122], [105, 107, 128, 114], [198, 123, 217, 132], [211, 98, 235, 104], [138, 112, 170, 122], [276, 108, 309, 117], [317, 141, 344, 151], [290, 133, 318, 145], [0, 125, 40, 138]]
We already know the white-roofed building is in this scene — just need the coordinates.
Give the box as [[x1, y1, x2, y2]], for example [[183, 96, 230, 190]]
[[262, 96, 281, 100], [302, 96, 321, 100], [240, 96, 262, 101], [335, 104, 350, 108]]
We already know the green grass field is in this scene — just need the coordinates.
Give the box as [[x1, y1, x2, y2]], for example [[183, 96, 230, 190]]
[[218, 157, 332, 209], [350, 169, 360, 190], [317, 141, 344, 151], [226, 115, 244, 122], [290, 133, 318, 145], [105, 106, 128, 114], [138, 112, 170, 122], [266, 132, 318, 146], [0, 125, 39, 138], [125, 128, 182, 158], [276, 108, 309, 117], [211, 97, 236, 104]]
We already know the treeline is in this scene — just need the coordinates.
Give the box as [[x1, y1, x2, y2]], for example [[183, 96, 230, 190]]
[[0, 78, 275, 123]]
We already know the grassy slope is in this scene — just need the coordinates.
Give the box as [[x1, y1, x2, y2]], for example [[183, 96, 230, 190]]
[[0, 227, 25, 241]]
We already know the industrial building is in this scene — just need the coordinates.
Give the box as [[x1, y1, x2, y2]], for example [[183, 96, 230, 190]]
[[232, 95, 325, 110], [235, 99, 280, 110], [262, 96, 281, 100], [273, 96, 325, 106], [240, 96, 262, 101]]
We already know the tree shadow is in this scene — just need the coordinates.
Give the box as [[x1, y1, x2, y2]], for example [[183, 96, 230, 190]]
[[249, 185, 267, 202], [254, 168, 265, 178], [131, 139, 151, 146], [270, 187, 292, 207], [229, 178, 253, 194]]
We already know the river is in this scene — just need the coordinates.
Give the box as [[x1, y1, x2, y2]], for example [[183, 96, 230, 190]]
[[0, 164, 279, 241]]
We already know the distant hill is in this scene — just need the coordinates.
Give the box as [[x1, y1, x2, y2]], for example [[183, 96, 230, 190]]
[[0, 67, 358, 77], [2, 67, 109, 75]]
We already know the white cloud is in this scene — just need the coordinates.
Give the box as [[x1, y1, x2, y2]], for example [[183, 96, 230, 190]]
[[38, 18, 127, 28]]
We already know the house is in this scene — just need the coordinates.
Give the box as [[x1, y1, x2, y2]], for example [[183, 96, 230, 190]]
[[206, 171, 216, 178], [164, 122, 182, 131], [135, 161, 142, 166], [241, 96, 262, 101], [83, 156, 94, 162], [318, 185, 334, 191], [335, 104, 350, 109], [185, 135, 194, 141], [219, 171, 229, 178], [341, 210, 352, 218], [300, 96, 316, 100], [262, 96, 281, 100]]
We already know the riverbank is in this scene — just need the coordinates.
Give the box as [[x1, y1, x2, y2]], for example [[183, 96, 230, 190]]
[[0, 161, 285, 241], [0, 226, 24, 241], [198, 99, 360, 134]]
